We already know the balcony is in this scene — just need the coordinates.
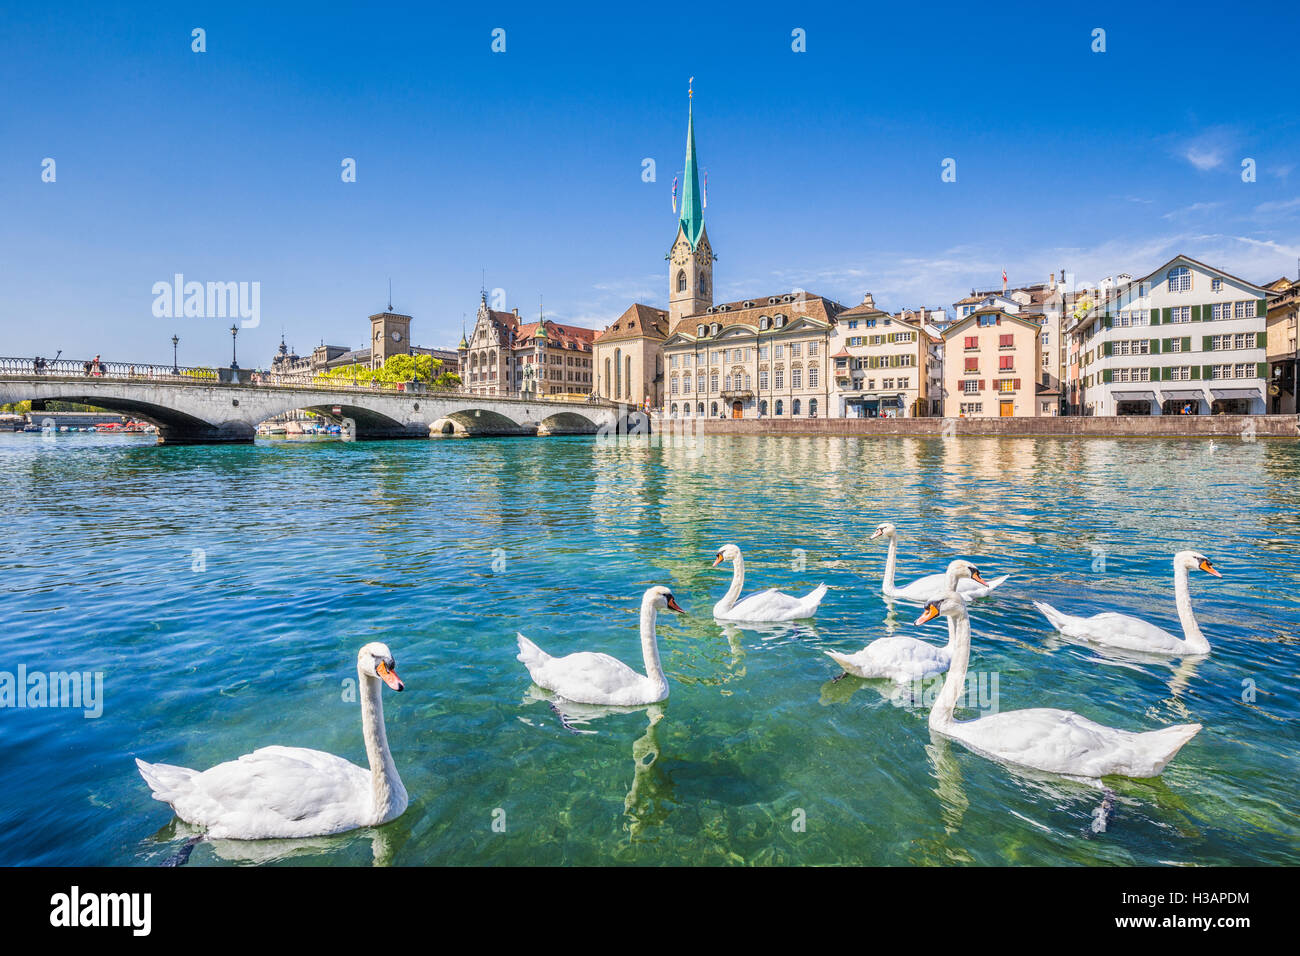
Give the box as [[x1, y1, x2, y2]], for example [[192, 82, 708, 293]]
[[721, 388, 753, 400]]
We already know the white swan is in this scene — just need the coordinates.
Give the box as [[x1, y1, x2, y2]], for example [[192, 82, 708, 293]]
[[1034, 551, 1220, 656], [136, 642, 408, 840], [917, 593, 1201, 778], [826, 560, 981, 681], [516, 585, 684, 705], [712, 543, 828, 621], [874, 522, 1008, 603]]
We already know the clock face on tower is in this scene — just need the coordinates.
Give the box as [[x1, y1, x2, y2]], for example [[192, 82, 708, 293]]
[[671, 241, 689, 266], [391, 331, 402, 342]]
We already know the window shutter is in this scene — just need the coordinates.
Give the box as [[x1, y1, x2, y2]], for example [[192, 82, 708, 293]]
[[1150, 367, 1160, 382], [1256, 331, 1267, 349], [1202, 335, 1212, 351], [1151, 310, 1161, 326], [1104, 342, 1113, 357], [1102, 369, 1113, 384], [1191, 305, 1201, 322], [1013, 378, 1021, 390], [1103, 314, 1113, 329], [1162, 366, 1172, 381], [1202, 365, 1213, 379], [1257, 298, 1268, 317], [1191, 365, 1201, 380], [1183, 336, 1192, 352], [1257, 362, 1268, 378], [978, 379, 985, 391], [1162, 308, 1172, 323], [1150, 338, 1160, 354], [1162, 337, 1171, 351]]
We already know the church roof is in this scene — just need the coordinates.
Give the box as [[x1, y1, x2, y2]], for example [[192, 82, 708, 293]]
[[594, 304, 670, 344], [678, 97, 705, 249]]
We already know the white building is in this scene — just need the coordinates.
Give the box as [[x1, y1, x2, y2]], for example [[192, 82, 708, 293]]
[[1075, 255, 1272, 415]]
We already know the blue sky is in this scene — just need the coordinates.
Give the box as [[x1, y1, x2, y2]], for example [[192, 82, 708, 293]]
[[3, 1, 1298, 367]]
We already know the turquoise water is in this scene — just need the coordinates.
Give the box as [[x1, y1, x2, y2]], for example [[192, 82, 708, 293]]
[[1, 431, 1297, 866]]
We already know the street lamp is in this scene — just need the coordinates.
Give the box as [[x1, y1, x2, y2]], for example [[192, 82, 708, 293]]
[[171, 334, 179, 374], [229, 324, 239, 369]]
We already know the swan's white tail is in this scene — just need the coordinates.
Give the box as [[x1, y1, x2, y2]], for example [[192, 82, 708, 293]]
[[516, 633, 551, 679], [1138, 723, 1202, 775], [982, 574, 1010, 592], [824, 649, 856, 672], [135, 758, 197, 803], [803, 583, 829, 613], [1032, 600, 1072, 631]]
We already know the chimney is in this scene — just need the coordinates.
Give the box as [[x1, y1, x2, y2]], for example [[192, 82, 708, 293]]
[[861, 292, 875, 308], [1049, 272, 1057, 292], [512, 307, 519, 317]]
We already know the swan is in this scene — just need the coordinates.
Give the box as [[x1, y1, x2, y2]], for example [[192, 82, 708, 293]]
[[516, 585, 684, 705], [873, 522, 1008, 603], [825, 560, 983, 681], [135, 643, 408, 840], [712, 543, 828, 621], [917, 593, 1201, 778], [1033, 551, 1220, 656]]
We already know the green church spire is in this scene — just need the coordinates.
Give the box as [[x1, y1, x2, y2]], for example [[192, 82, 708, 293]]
[[679, 84, 704, 249]]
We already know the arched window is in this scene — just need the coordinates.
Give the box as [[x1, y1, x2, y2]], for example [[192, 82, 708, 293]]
[[614, 349, 622, 398], [625, 356, 632, 398], [604, 357, 611, 395], [697, 402, 705, 415], [710, 402, 718, 417], [677, 270, 688, 293], [710, 323, 719, 336], [793, 399, 802, 416], [697, 324, 706, 336], [809, 398, 818, 418], [760, 316, 770, 331], [699, 275, 708, 295], [670, 403, 678, 417], [760, 400, 768, 416], [1167, 266, 1191, 292], [683, 403, 691, 418], [775, 400, 784, 416]]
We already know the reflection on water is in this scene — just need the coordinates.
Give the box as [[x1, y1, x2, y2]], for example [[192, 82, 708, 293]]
[[0, 432, 1297, 866]]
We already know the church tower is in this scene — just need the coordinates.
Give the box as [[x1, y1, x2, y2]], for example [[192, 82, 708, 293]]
[[667, 88, 713, 323]]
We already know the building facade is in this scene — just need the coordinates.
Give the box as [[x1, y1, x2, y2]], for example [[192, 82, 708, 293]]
[[1265, 276, 1298, 414], [458, 294, 595, 397], [828, 295, 941, 417], [1073, 256, 1271, 415], [592, 304, 669, 408], [942, 308, 1045, 417]]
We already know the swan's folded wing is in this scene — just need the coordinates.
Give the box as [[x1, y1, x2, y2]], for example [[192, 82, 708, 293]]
[[177, 747, 369, 838], [728, 588, 807, 620], [534, 650, 647, 701]]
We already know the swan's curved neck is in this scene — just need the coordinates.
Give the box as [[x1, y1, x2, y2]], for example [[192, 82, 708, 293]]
[[1173, 562, 1210, 654], [715, 555, 745, 614], [359, 670, 406, 821], [931, 608, 970, 730], [881, 535, 898, 594], [639, 597, 669, 694]]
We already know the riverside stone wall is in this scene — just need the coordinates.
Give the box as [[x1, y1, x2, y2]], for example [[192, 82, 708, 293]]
[[652, 414, 1300, 438]]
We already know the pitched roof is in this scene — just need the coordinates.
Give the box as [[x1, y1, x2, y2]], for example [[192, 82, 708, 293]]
[[668, 292, 846, 338], [512, 320, 595, 350], [594, 304, 670, 344], [678, 98, 705, 249]]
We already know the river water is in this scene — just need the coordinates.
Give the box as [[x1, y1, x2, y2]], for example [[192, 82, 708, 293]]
[[0, 431, 1296, 865]]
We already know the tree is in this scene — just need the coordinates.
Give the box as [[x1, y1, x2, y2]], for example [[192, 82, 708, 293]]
[[316, 353, 461, 388]]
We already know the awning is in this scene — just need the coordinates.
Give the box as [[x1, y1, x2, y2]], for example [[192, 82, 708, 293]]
[[1161, 389, 1204, 399], [1210, 388, 1262, 399], [1111, 391, 1156, 401]]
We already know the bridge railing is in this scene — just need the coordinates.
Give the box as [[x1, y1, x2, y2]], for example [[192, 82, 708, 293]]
[[0, 356, 616, 406]]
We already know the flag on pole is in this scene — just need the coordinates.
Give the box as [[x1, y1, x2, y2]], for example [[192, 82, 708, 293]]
[[1002, 268, 1008, 285], [672, 176, 678, 215]]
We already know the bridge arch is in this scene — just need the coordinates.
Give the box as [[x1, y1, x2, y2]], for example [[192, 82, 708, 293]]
[[441, 408, 533, 437]]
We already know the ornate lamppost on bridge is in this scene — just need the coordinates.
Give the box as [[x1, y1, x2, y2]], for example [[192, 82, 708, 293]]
[[229, 324, 239, 370], [171, 334, 179, 375]]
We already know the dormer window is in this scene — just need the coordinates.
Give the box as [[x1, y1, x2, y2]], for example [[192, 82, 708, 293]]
[[759, 316, 770, 331], [775, 315, 786, 329], [743, 301, 754, 308], [768, 297, 778, 305], [710, 323, 720, 336], [697, 324, 706, 336]]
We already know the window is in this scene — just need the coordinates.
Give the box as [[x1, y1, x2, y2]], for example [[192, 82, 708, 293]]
[[696, 324, 705, 336], [964, 335, 978, 350], [808, 341, 819, 356], [759, 400, 768, 415], [775, 344, 784, 359], [1114, 339, 1151, 356], [1211, 278, 1223, 292], [1235, 300, 1256, 319], [792, 368, 802, 388], [1167, 339, 1183, 353], [792, 399, 801, 416], [865, 319, 877, 328], [1169, 306, 1191, 324], [759, 345, 770, 359], [1113, 367, 1151, 383], [710, 323, 720, 336], [759, 370, 769, 389], [847, 320, 858, 330], [760, 316, 770, 331], [1167, 266, 1192, 292], [683, 373, 691, 391], [963, 380, 979, 394], [710, 373, 719, 393], [790, 342, 802, 357], [898, 377, 909, 389], [775, 400, 784, 416], [998, 379, 1015, 393], [964, 357, 979, 373], [999, 334, 1014, 349], [775, 368, 784, 389], [1170, 366, 1191, 381], [999, 355, 1014, 371], [678, 271, 688, 293], [809, 399, 818, 417], [670, 377, 679, 395], [1117, 309, 1149, 327], [882, 378, 894, 390], [808, 365, 818, 387], [711, 401, 718, 415]]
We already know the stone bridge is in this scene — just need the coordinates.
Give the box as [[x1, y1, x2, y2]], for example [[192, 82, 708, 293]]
[[0, 363, 643, 444]]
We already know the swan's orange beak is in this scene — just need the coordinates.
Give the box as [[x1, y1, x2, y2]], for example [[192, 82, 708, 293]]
[[1199, 558, 1221, 577], [915, 603, 941, 626], [712, 554, 724, 567], [970, 569, 988, 586], [666, 595, 685, 614], [376, 660, 404, 691]]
